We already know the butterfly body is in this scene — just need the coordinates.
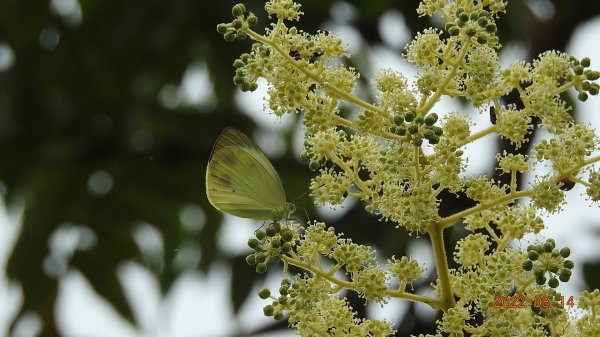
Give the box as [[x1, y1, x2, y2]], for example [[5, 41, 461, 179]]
[[206, 128, 295, 221]]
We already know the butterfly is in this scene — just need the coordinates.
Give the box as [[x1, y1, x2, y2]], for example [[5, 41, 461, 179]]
[[205, 127, 295, 221]]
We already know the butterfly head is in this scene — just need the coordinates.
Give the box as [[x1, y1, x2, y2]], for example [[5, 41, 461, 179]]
[[272, 202, 296, 222]]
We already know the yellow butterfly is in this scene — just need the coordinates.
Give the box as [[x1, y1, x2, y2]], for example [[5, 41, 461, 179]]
[[206, 127, 295, 221]]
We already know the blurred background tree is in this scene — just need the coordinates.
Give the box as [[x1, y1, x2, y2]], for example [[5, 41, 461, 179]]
[[0, 0, 599, 336]]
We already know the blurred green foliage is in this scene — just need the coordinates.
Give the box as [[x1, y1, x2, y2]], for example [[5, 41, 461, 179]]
[[0, 0, 599, 336]]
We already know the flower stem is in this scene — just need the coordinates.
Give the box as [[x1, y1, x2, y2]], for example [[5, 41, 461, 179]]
[[428, 222, 456, 311]]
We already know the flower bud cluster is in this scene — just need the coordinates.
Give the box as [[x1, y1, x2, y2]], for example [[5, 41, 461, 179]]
[[570, 56, 600, 102], [523, 240, 573, 288], [216, 4, 258, 42], [445, 8, 498, 47], [245, 221, 298, 274], [390, 110, 443, 146]]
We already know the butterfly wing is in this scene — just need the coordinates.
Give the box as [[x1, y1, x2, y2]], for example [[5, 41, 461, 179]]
[[206, 129, 287, 220], [212, 127, 262, 153]]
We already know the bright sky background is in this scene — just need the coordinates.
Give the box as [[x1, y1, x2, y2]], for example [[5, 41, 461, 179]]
[[1, 2, 600, 337]]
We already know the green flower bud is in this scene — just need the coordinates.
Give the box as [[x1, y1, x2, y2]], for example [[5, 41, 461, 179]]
[[224, 31, 236, 42], [449, 26, 460, 36], [478, 10, 490, 18], [281, 278, 291, 286], [428, 136, 440, 144], [485, 23, 497, 33], [411, 137, 423, 146], [271, 240, 281, 249], [445, 23, 455, 31], [424, 113, 438, 126], [395, 125, 407, 135], [414, 116, 424, 124], [560, 247, 571, 258], [477, 36, 487, 44], [236, 31, 247, 40], [394, 115, 404, 125], [216, 23, 229, 34], [246, 253, 257, 265], [459, 12, 469, 23], [247, 13, 258, 26], [258, 288, 271, 299], [232, 19, 243, 30], [266, 225, 277, 237], [433, 126, 443, 136], [563, 259, 574, 269], [273, 311, 284, 320], [581, 57, 591, 68], [535, 275, 547, 285], [466, 29, 476, 37], [548, 277, 559, 288], [408, 125, 419, 134], [281, 242, 292, 253], [549, 264, 559, 273], [477, 17, 489, 28], [281, 229, 293, 242], [232, 3, 246, 17], [405, 110, 416, 122], [586, 71, 600, 81], [522, 260, 533, 271], [255, 230, 266, 240], [469, 12, 479, 21], [263, 304, 274, 316], [575, 65, 584, 75], [233, 76, 246, 85], [551, 249, 560, 258], [253, 253, 266, 264], [589, 83, 599, 95], [528, 250, 539, 261], [233, 59, 245, 68], [248, 238, 260, 249], [559, 268, 572, 282], [279, 285, 289, 295], [256, 262, 268, 274], [578, 92, 589, 101]]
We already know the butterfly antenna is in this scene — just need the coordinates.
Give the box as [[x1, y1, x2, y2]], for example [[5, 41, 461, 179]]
[[291, 183, 325, 225], [256, 221, 267, 232], [303, 207, 311, 224], [291, 183, 325, 204], [291, 206, 310, 225]]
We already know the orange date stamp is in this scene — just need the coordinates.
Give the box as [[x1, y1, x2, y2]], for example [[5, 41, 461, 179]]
[[493, 295, 575, 309]]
